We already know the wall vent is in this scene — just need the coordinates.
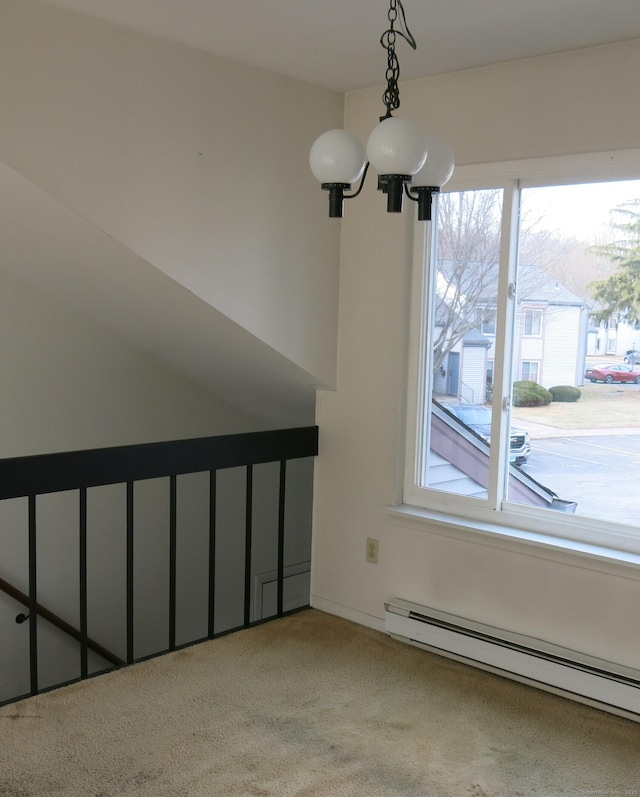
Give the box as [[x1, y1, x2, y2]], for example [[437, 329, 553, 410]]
[[385, 598, 640, 722]]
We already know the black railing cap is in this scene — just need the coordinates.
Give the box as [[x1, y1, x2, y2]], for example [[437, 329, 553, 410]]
[[0, 426, 319, 499]]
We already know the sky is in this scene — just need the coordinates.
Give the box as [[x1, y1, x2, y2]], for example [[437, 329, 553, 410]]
[[522, 179, 640, 243]]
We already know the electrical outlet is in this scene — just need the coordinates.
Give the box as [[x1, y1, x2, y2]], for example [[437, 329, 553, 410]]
[[366, 537, 379, 564]]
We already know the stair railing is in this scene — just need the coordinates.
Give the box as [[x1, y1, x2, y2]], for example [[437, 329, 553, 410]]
[[0, 426, 318, 705]]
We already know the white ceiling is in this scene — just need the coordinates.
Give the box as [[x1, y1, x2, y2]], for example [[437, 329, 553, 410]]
[[43, 0, 640, 92]]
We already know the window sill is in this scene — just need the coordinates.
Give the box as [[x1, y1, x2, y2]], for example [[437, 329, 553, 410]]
[[386, 503, 640, 577]]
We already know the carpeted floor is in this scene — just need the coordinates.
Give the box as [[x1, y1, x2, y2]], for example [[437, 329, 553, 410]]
[[1, 609, 640, 796]]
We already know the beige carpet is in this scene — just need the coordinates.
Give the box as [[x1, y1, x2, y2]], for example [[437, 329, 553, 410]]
[[1, 609, 640, 796]]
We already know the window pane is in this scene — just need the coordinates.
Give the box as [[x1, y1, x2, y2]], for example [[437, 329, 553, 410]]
[[509, 179, 640, 526], [521, 361, 539, 382], [523, 309, 542, 336], [421, 188, 503, 498], [481, 312, 497, 335]]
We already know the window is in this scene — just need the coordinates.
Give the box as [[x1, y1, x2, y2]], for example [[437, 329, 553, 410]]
[[486, 360, 494, 395], [523, 309, 542, 337], [481, 311, 497, 335], [404, 154, 640, 555]]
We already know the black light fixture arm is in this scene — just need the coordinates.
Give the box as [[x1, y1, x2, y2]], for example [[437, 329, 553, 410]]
[[321, 162, 370, 218], [344, 161, 370, 200]]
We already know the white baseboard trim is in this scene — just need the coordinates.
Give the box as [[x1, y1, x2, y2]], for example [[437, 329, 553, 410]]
[[309, 594, 386, 634], [385, 597, 640, 723], [310, 595, 640, 722]]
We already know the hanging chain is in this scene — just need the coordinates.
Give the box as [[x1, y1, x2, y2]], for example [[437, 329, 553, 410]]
[[380, 0, 417, 120]]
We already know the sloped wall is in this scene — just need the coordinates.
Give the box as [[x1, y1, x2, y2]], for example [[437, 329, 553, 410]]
[[0, 272, 256, 457], [0, 0, 342, 389], [0, 0, 336, 700]]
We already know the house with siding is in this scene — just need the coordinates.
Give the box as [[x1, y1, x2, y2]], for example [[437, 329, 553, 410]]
[[588, 315, 640, 358], [437, 264, 588, 399], [514, 266, 588, 388]]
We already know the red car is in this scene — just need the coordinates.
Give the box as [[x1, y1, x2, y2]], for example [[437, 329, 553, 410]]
[[585, 364, 640, 384]]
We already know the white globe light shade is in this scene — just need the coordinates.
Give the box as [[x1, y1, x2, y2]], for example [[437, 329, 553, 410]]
[[309, 129, 366, 185], [366, 117, 427, 176], [412, 134, 455, 188]]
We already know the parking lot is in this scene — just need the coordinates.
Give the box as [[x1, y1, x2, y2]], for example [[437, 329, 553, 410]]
[[519, 431, 640, 524]]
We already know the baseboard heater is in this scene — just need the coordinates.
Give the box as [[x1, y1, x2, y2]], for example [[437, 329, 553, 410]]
[[385, 598, 640, 723]]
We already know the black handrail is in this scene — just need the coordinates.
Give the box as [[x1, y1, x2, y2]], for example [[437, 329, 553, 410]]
[[0, 576, 123, 666]]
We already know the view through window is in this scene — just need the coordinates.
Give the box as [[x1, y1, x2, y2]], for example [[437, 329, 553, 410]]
[[510, 181, 640, 526], [418, 178, 640, 531]]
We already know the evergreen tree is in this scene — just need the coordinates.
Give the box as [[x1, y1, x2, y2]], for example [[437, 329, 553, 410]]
[[588, 199, 640, 323]]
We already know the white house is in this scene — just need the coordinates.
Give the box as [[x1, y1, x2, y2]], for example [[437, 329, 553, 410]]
[[588, 315, 640, 358], [436, 265, 588, 399]]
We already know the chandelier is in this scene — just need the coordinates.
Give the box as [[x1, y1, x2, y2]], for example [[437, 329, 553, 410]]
[[309, 0, 454, 220]]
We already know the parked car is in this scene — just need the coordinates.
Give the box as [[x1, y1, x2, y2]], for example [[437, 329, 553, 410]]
[[584, 364, 640, 384], [624, 350, 640, 364], [441, 403, 531, 464]]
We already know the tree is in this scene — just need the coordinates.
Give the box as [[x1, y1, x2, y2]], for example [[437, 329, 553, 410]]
[[587, 199, 640, 323], [433, 189, 556, 373], [432, 189, 501, 373]]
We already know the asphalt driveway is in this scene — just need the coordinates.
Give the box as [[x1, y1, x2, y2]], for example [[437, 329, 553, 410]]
[[519, 431, 640, 524]]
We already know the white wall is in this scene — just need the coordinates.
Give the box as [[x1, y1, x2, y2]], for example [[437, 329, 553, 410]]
[[312, 39, 640, 668], [0, 0, 343, 389], [0, 273, 256, 457]]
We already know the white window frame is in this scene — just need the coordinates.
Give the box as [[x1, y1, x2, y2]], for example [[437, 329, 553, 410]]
[[523, 309, 543, 337], [521, 360, 540, 382], [480, 308, 497, 335], [401, 149, 640, 561]]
